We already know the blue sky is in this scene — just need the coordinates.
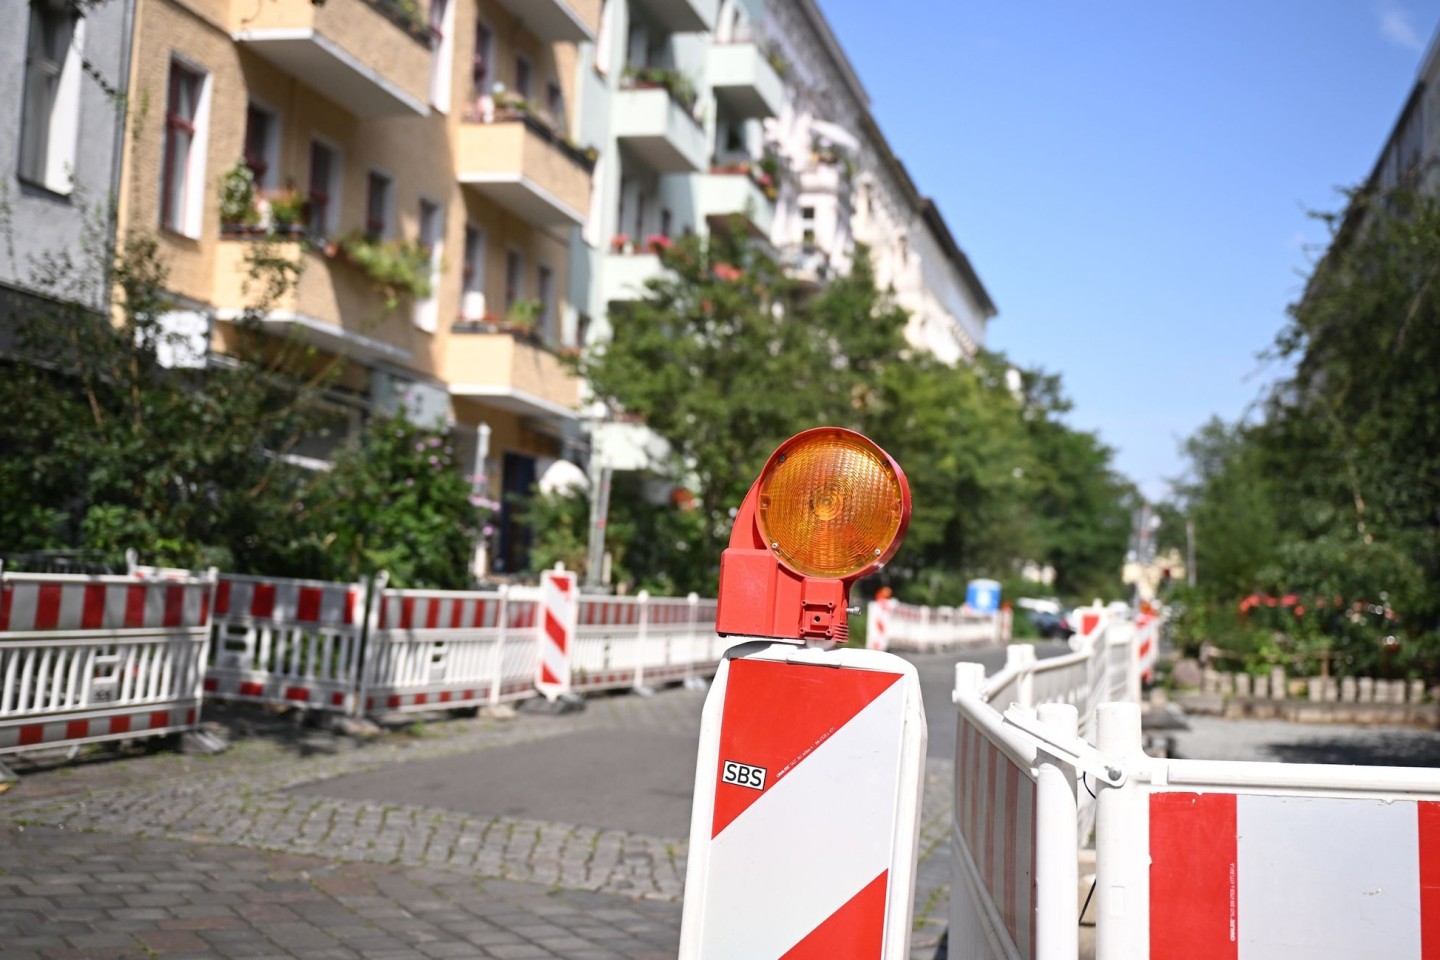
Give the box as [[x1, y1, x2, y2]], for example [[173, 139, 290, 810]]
[[816, 0, 1438, 500]]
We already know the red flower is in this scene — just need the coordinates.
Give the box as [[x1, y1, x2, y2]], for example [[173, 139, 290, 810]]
[[713, 262, 742, 282], [1293, 606, 1306, 617], [646, 233, 672, 253], [610, 233, 630, 252]]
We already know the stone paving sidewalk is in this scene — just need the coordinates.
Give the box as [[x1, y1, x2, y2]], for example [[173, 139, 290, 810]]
[[0, 689, 954, 959]]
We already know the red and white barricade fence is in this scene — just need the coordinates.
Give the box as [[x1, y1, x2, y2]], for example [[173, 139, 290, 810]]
[[866, 597, 1004, 652], [571, 590, 737, 693], [359, 579, 543, 715], [1091, 701, 1440, 960], [951, 662, 1082, 960], [0, 567, 216, 756], [134, 564, 371, 714]]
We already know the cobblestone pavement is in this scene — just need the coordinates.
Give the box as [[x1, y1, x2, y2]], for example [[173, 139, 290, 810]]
[[0, 688, 955, 959]]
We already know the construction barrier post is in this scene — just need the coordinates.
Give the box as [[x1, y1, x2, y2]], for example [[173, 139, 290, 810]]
[[1035, 703, 1080, 960], [537, 568, 577, 700], [1094, 702, 1147, 960], [680, 641, 927, 958]]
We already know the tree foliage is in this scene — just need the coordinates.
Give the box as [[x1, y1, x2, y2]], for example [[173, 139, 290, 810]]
[[1, 216, 479, 585], [567, 231, 1135, 602], [1166, 186, 1440, 677]]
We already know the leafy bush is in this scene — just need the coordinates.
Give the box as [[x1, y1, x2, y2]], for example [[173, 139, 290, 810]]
[[299, 415, 483, 589]]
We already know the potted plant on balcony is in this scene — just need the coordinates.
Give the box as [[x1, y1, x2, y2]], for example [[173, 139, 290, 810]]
[[645, 233, 673, 255], [218, 162, 260, 235], [266, 190, 308, 238], [336, 231, 435, 309], [506, 298, 542, 334], [610, 233, 631, 254]]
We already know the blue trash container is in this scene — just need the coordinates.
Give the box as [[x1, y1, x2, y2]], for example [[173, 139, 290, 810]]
[[966, 578, 1001, 613]]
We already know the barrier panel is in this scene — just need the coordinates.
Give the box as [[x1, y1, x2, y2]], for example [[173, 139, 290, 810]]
[[866, 598, 1003, 652], [0, 569, 215, 755], [951, 663, 1080, 960], [359, 582, 542, 715], [132, 563, 372, 715], [208, 573, 368, 713], [1091, 701, 1440, 960]]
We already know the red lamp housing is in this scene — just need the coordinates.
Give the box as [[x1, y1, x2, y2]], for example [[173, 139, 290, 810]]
[[714, 427, 911, 645]]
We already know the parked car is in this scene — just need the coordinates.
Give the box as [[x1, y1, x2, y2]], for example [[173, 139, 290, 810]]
[[1026, 609, 1074, 640]]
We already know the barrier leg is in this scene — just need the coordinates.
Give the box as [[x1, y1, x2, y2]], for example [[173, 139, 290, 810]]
[[1094, 702, 1147, 960], [1035, 703, 1079, 960]]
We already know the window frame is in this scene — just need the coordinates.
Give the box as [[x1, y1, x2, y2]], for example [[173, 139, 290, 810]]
[[160, 57, 210, 238], [365, 168, 394, 241]]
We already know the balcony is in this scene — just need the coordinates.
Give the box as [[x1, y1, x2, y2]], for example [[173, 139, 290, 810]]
[[445, 327, 580, 423], [698, 170, 775, 238], [614, 86, 707, 173], [632, 0, 716, 33], [489, 0, 597, 43], [457, 112, 594, 228], [231, 0, 431, 117], [212, 234, 412, 364], [707, 42, 783, 119], [601, 251, 671, 303]]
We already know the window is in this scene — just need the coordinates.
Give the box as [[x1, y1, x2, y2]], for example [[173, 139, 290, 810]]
[[801, 204, 816, 247], [243, 104, 278, 190], [472, 22, 493, 104], [19, 1, 82, 194], [536, 265, 554, 341], [545, 81, 563, 125], [504, 249, 523, 312], [429, 0, 452, 111], [161, 60, 207, 236], [461, 225, 487, 320], [415, 199, 443, 331], [307, 140, 339, 236], [366, 170, 391, 239], [514, 56, 532, 101], [660, 209, 672, 239]]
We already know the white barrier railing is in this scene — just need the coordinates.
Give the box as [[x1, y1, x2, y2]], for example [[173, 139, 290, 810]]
[[0, 569, 216, 756], [952, 662, 1081, 960], [358, 581, 543, 715], [867, 598, 1006, 652], [1092, 701, 1440, 960], [132, 564, 373, 715], [572, 592, 723, 692], [206, 572, 371, 713]]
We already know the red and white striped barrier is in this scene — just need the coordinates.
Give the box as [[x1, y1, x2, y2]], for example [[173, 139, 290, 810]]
[[132, 564, 371, 714], [359, 583, 542, 715], [0, 570, 215, 755], [1092, 702, 1440, 960], [951, 663, 1080, 960], [680, 642, 927, 958], [537, 569, 577, 699], [864, 597, 1002, 652], [209, 572, 368, 713], [868, 597, 893, 651]]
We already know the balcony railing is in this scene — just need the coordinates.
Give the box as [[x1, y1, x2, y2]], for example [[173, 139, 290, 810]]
[[231, 0, 431, 117], [707, 41, 783, 119], [614, 78, 707, 173], [444, 325, 580, 422], [457, 105, 596, 227]]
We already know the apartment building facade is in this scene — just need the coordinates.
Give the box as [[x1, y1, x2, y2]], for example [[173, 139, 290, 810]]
[[114, 0, 601, 574], [2, 0, 135, 319], [766, 0, 995, 362]]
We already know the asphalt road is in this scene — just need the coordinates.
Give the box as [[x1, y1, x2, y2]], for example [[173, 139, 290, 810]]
[[300, 642, 1069, 847]]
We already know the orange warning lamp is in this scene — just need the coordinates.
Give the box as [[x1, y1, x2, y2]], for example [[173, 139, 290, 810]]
[[715, 427, 910, 645]]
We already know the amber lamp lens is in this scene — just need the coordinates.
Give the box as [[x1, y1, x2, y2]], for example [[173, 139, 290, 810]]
[[756, 430, 906, 579]]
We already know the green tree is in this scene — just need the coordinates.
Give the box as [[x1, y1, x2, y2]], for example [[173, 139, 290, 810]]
[[298, 415, 481, 588]]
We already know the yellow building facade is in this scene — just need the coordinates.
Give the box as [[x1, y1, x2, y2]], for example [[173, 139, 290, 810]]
[[116, 0, 600, 575]]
